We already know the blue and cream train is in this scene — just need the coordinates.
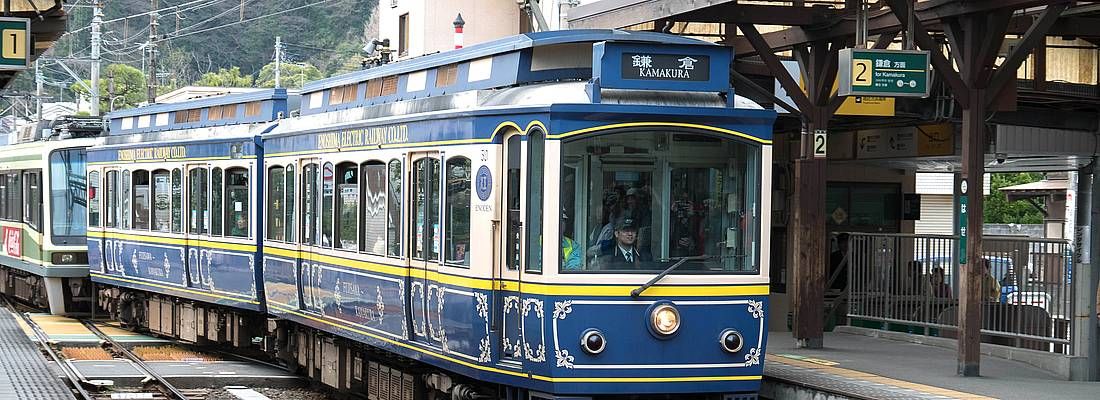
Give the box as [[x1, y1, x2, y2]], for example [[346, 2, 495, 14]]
[[85, 30, 776, 399]]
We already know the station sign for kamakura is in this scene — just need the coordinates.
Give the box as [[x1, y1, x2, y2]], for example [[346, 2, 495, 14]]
[[621, 53, 710, 82]]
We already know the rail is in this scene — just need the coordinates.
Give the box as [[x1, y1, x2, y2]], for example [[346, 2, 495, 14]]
[[844, 233, 1074, 354], [80, 320, 194, 400], [2, 296, 94, 400]]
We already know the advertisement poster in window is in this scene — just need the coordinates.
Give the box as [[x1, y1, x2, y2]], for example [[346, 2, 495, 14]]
[[3, 226, 19, 257]]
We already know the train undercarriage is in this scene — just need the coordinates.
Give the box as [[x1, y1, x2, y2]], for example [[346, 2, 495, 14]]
[[0, 265, 94, 314], [95, 286, 503, 400]]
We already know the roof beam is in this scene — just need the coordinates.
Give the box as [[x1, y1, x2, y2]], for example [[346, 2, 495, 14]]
[[988, 3, 1068, 105], [668, 3, 840, 26], [731, 0, 1068, 57]]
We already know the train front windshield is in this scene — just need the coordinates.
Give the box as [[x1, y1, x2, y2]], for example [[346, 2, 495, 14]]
[[560, 131, 760, 273], [49, 149, 88, 243]]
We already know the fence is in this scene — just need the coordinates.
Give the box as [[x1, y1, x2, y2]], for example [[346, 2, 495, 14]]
[[845, 233, 1073, 354]]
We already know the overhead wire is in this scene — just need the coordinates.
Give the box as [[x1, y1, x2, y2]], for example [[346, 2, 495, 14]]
[[157, 0, 349, 43]]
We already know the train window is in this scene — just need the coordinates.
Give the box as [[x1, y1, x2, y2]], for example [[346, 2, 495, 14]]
[[132, 170, 150, 230], [366, 79, 383, 98], [121, 170, 131, 229], [525, 131, 545, 273], [244, 101, 262, 117], [151, 170, 170, 232], [171, 169, 182, 233], [23, 171, 41, 230], [560, 131, 761, 273], [412, 158, 440, 261], [330, 84, 358, 106], [89, 171, 101, 228], [268, 166, 286, 241], [361, 161, 386, 254], [211, 168, 224, 236], [189, 168, 208, 234], [285, 165, 296, 243], [445, 157, 471, 267], [505, 136, 521, 270], [0, 174, 7, 220], [335, 162, 359, 251], [225, 168, 249, 237], [380, 76, 399, 96], [105, 171, 117, 228], [387, 159, 402, 257], [321, 162, 334, 247], [435, 64, 458, 88], [302, 163, 318, 245], [50, 150, 88, 241]]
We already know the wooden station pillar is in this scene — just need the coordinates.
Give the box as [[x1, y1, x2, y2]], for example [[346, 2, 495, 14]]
[[886, 0, 1067, 376]]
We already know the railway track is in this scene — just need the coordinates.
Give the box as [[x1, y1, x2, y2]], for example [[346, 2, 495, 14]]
[[79, 320, 208, 400]]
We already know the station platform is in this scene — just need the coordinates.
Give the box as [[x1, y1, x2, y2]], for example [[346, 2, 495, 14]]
[[0, 310, 76, 400], [764, 329, 1100, 399]]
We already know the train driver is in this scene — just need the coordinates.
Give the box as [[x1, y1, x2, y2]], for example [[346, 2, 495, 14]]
[[597, 218, 649, 269]]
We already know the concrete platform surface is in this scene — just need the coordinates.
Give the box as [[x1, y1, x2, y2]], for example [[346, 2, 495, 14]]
[[71, 359, 303, 389], [766, 331, 1100, 400], [0, 310, 76, 400]]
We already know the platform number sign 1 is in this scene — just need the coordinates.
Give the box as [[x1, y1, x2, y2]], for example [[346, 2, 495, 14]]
[[0, 18, 29, 70], [813, 130, 827, 158]]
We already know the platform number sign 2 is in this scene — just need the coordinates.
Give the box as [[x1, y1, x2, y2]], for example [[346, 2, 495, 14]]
[[0, 18, 30, 70], [813, 130, 827, 158], [851, 59, 873, 87]]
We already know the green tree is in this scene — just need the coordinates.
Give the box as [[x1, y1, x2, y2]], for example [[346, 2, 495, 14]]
[[985, 172, 1046, 224], [70, 63, 147, 112], [195, 67, 254, 87], [255, 62, 324, 89]]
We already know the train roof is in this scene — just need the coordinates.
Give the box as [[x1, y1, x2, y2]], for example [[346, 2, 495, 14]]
[[299, 29, 735, 116], [105, 88, 298, 136]]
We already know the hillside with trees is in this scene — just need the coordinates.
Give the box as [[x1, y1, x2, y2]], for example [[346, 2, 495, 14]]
[[11, 0, 378, 113]]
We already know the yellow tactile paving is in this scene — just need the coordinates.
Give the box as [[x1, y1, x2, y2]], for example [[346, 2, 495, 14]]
[[29, 314, 92, 335], [769, 355, 998, 400]]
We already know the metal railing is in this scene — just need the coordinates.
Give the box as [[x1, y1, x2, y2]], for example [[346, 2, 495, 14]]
[[845, 233, 1074, 354]]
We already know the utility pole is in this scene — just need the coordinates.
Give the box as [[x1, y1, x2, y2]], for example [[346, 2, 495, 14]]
[[90, 0, 103, 116], [147, 0, 159, 103], [34, 61, 42, 120], [274, 36, 282, 88]]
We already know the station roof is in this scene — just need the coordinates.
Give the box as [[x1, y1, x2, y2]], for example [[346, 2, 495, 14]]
[[999, 178, 1069, 202], [0, 1, 68, 89]]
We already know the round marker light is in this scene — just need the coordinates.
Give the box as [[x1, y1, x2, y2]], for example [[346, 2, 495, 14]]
[[651, 304, 681, 336], [580, 329, 606, 354], [720, 329, 744, 353]]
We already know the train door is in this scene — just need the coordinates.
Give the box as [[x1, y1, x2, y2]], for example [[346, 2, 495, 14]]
[[408, 152, 441, 346], [496, 133, 525, 364], [86, 169, 103, 274], [184, 164, 210, 290], [299, 159, 323, 314]]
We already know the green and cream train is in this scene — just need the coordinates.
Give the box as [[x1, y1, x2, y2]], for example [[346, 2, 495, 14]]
[[0, 117, 102, 314]]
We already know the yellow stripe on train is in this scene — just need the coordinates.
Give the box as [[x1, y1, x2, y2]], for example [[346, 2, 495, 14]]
[[91, 231, 768, 298]]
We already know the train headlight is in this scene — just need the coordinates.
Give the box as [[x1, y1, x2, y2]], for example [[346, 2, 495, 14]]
[[52, 252, 85, 265], [720, 329, 744, 353], [580, 329, 606, 355], [650, 303, 680, 336]]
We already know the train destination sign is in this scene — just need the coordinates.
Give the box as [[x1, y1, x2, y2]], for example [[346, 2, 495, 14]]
[[620, 53, 709, 82], [593, 42, 731, 94], [838, 48, 930, 98]]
